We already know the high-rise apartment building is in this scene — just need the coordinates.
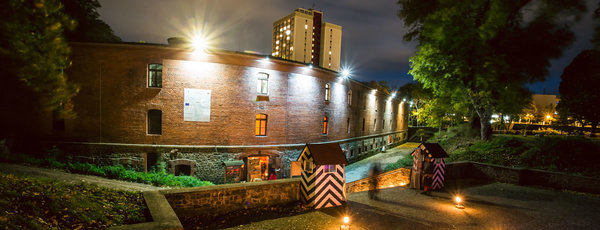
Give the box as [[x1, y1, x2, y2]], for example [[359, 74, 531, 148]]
[[272, 8, 342, 72]]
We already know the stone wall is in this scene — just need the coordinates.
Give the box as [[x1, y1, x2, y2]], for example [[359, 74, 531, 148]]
[[162, 178, 301, 217], [446, 161, 600, 194], [346, 167, 411, 194]]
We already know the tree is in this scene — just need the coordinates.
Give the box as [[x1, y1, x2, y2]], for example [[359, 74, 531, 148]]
[[61, 0, 121, 42], [0, 0, 79, 137], [557, 50, 600, 136], [398, 0, 585, 140]]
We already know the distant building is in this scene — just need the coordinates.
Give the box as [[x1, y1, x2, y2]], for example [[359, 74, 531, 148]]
[[271, 8, 342, 72]]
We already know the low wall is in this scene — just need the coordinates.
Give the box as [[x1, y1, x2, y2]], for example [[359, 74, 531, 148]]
[[162, 178, 301, 217], [346, 168, 411, 194], [446, 161, 600, 194]]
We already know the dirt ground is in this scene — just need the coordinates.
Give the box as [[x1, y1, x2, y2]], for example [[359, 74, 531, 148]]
[[345, 142, 419, 182], [226, 181, 600, 230], [0, 163, 160, 191]]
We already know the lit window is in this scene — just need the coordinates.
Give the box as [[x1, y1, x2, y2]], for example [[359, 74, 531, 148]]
[[324, 164, 337, 173], [276, 46, 279, 50], [329, 51, 332, 55], [287, 36, 290, 40], [286, 30, 291, 35], [323, 116, 329, 135], [305, 24, 308, 29], [324, 83, 331, 101], [148, 110, 162, 135], [348, 90, 352, 106], [290, 47, 293, 50], [276, 40, 280, 44], [148, 64, 162, 88], [257, 73, 268, 95], [255, 114, 267, 136]]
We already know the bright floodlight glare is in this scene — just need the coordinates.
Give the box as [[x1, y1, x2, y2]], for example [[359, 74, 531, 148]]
[[341, 69, 350, 78], [343, 216, 350, 224], [455, 196, 462, 204], [392, 93, 396, 98], [192, 36, 207, 51]]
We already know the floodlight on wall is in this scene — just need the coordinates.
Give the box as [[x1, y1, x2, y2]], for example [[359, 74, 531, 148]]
[[341, 69, 350, 79]]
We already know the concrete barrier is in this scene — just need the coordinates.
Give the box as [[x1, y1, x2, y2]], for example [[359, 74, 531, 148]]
[[346, 168, 411, 194]]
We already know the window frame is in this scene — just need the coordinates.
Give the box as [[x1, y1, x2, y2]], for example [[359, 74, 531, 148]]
[[322, 116, 329, 135], [347, 90, 352, 106], [255, 114, 268, 136], [324, 164, 337, 173], [147, 63, 163, 88], [303, 160, 314, 173], [147, 110, 162, 135], [257, 73, 269, 95], [324, 83, 331, 101]]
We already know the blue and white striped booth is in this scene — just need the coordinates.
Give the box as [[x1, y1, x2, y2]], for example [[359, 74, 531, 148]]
[[298, 143, 349, 209]]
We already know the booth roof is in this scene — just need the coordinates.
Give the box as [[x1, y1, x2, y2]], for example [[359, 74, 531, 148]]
[[306, 143, 349, 165], [419, 143, 449, 158]]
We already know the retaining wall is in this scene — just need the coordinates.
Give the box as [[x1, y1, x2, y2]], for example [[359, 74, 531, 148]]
[[346, 167, 411, 194], [162, 178, 301, 217]]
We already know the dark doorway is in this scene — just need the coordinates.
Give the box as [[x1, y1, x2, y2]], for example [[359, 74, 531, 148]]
[[175, 164, 192, 176], [147, 152, 159, 172]]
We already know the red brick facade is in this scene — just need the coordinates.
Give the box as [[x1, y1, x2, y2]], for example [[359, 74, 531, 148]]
[[56, 42, 408, 146]]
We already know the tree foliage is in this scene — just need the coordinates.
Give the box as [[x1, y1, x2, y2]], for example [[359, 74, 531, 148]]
[[61, 0, 121, 42], [557, 50, 600, 135], [0, 0, 79, 120], [398, 0, 585, 140]]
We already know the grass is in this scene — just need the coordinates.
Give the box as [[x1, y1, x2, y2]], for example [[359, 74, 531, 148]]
[[427, 124, 600, 178], [0, 172, 149, 229], [384, 155, 413, 172], [0, 152, 214, 188]]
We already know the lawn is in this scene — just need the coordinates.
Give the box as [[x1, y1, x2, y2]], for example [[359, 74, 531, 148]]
[[0, 172, 149, 229]]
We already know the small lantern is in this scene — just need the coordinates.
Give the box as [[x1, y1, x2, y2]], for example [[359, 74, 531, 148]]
[[455, 196, 464, 209], [340, 216, 350, 230]]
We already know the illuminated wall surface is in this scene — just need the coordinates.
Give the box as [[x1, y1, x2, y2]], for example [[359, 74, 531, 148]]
[[57, 42, 408, 146]]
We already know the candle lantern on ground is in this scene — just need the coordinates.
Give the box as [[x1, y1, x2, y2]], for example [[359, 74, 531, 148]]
[[298, 143, 349, 209], [410, 143, 449, 192]]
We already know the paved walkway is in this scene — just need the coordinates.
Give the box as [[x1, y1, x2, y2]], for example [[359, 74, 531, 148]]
[[345, 142, 419, 182], [0, 163, 160, 191], [227, 182, 600, 230]]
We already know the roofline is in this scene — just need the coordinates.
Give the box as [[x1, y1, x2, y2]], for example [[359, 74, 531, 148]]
[[68, 41, 398, 97]]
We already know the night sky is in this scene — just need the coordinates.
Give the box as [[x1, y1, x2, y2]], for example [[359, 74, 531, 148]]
[[97, 0, 598, 94]]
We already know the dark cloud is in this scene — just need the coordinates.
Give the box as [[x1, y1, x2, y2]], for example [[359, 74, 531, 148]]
[[97, 0, 597, 94]]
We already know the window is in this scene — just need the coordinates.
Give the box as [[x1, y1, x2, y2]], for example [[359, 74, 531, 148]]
[[303, 160, 313, 173], [148, 110, 162, 135], [324, 83, 331, 101], [362, 118, 365, 132], [324, 165, 337, 173], [374, 119, 377, 131], [347, 90, 352, 106], [255, 114, 268, 136], [257, 73, 269, 95], [347, 118, 351, 134], [148, 64, 162, 88], [383, 120, 385, 129], [323, 116, 329, 135]]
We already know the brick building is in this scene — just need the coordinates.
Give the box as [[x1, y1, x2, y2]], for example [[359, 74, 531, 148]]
[[49, 42, 408, 184]]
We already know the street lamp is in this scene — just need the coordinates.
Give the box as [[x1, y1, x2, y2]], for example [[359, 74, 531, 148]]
[[341, 69, 350, 79], [455, 196, 464, 209], [341, 216, 350, 230]]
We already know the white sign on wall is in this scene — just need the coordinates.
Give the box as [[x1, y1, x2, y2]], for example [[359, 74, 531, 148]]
[[184, 88, 211, 122]]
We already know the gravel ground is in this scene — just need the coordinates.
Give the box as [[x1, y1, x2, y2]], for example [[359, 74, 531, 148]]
[[0, 163, 161, 191], [226, 182, 600, 230], [345, 142, 419, 182]]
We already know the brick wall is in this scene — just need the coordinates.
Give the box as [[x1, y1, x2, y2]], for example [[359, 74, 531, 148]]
[[162, 178, 301, 217], [59, 42, 408, 146], [346, 167, 411, 194]]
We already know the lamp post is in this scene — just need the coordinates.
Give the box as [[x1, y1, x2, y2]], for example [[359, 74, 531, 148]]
[[455, 196, 464, 209], [340, 216, 350, 230]]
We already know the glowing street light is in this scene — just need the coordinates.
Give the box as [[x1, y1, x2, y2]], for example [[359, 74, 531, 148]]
[[455, 196, 464, 209], [341, 69, 351, 78], [192, 36, 207, 51]]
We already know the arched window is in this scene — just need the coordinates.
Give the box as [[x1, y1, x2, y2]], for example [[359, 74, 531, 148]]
[[323, 116, 329, 135], [325, 83, 331, 101], [347, 90, 352, 106], [148, 110, 162, 135], [255, 114, 268, 136]]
